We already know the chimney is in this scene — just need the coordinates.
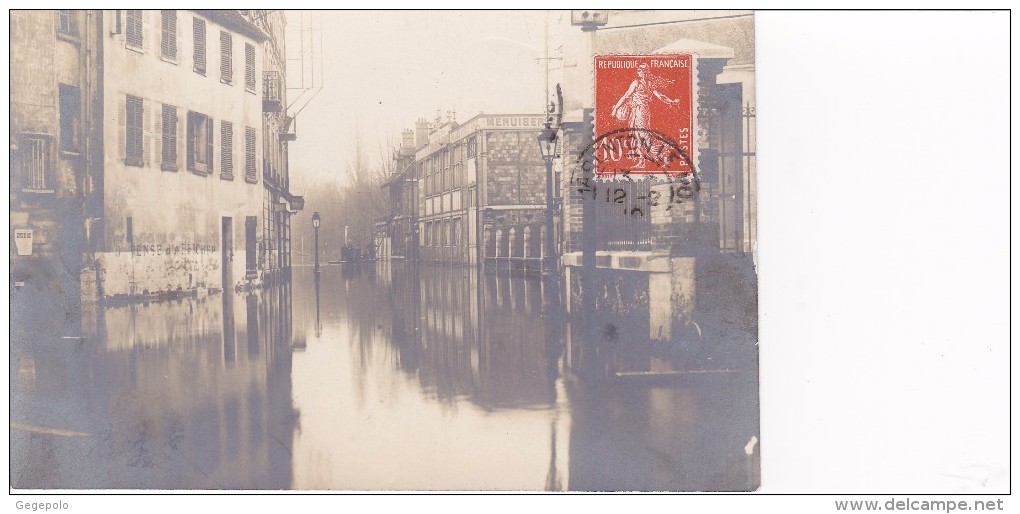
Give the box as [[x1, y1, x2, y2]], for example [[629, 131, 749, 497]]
[[415, 118, 430, 148], [401, 129, 414, 150]]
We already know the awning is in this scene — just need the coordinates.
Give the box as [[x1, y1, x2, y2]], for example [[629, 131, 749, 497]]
[[285, 193, 305, 212]]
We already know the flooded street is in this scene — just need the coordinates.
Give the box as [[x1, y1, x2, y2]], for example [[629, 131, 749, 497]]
[[11, 265, 758, 491]]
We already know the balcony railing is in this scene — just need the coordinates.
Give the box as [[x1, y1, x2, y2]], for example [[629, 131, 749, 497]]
[[263, 70, 282, 112]]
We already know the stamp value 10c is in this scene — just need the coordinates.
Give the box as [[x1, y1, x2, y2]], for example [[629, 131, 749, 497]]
[[593, 54, 697, 179]]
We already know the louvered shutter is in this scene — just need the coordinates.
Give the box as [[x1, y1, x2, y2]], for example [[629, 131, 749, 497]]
[[176, 13, 182, 63], [206, 117, 214, 173], [245, 127, 256, 181], [186, 112, 195, 170], [155, 105, 162, 166], [142, 101, 151, 165], [231, 124, 236, 178], [142, 10, 150, 53], [245, 43, 255, 91], [220, 122, 231, 175], [176, 109, 184, 170], [220, 32, 231, 83], [118, 98, 126, 160], [193, 17, 206, 74], [125, 11, 142, 49]]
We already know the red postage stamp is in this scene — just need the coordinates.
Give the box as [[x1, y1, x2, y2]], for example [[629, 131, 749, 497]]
[[593, 54, 697, 178]]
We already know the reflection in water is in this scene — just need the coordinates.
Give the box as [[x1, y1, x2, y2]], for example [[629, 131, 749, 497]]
[[10, 263, 757, 491], [291, 263, 569, 490], [9, 285, 298, 489], [289, 263, 757, 491]]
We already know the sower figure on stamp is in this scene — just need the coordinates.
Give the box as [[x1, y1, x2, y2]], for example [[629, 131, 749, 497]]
[[610, 62, 682, 169]]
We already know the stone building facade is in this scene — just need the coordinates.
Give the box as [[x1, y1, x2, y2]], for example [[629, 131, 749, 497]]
[[95, 10, 267, 299], [251, 9, 301, 282], [379, 129, 418, 261], [9, 10, 300, 304], [10, 10, 100, 330], [413, 113, 553, 270]]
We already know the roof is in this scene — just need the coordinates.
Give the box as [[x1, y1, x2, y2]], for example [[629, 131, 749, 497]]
[[194, 10, 268, 43], [380, 161, 417, 189]]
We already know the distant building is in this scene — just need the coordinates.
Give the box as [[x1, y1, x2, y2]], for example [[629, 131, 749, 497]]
[[410, 113, 556, 269], [379, 129, 418, 261], [9, 10, 301, 303]]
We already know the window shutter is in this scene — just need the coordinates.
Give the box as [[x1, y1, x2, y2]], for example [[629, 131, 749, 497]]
[[234, 127, 240, 178], [220, 31, 231, 83], [245, 127, 256, 181], [206, 117, 214, 173], [118, 99, 126, 160], [193, 17, 206, 73], [162, 10, 179, 60], [220, 122, 232, 175], [155, 106, 162, 166], [142, 10, 150, 53], [245, 43, 256, 90], [176, 110, 184, 170], [143, 102, 151, 166], [186, 112, 195, 170], [124, 11, 136, 47], [213, 118, 220, 173], [176, 16, 183, 64]]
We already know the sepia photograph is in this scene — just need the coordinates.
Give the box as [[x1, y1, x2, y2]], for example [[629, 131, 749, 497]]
[[7, 7, 1010, 505], [9, 9, 759, 491]]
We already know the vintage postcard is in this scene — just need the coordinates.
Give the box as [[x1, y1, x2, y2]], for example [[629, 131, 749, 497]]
[[9, 10, 758, 491]]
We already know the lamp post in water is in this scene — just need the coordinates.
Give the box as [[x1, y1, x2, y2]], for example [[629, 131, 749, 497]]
[[537, 121, 560, 276], [312, 211, 321, 274]]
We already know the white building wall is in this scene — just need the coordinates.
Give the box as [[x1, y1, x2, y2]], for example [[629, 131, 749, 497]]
[[98, 10, 265, 297]]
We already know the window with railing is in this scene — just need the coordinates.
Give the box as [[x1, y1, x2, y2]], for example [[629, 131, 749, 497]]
[[21, 135, 52, 191], [262, 70, 281, 109], [187, 111, 213, 174]]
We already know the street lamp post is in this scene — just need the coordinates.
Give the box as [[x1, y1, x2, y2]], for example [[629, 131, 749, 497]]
[[538, 122, 560, 276], [312, 211, 321, 273]]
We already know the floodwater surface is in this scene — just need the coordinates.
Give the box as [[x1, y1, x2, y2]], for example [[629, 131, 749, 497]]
[[10, 264, 758, 491]]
